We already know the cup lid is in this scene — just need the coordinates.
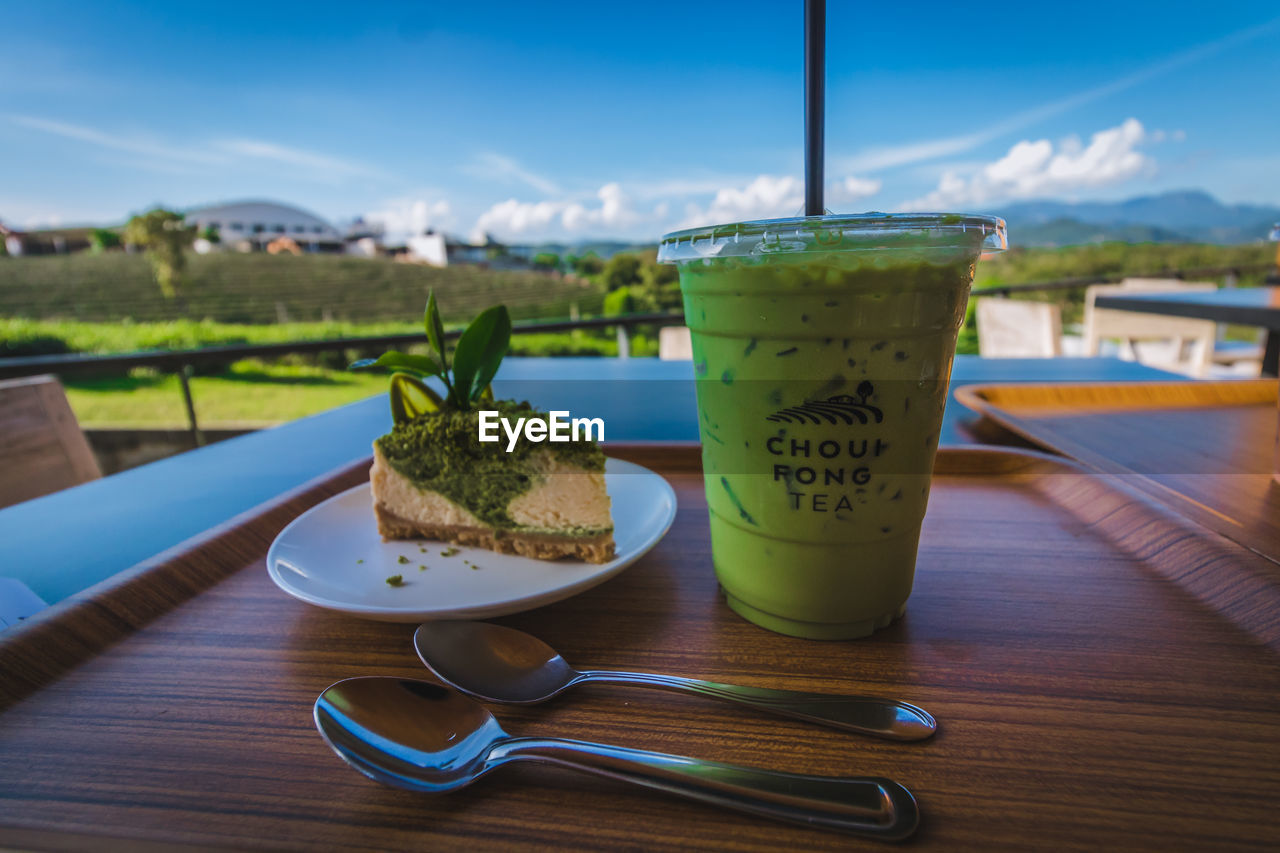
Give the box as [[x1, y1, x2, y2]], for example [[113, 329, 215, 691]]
[[658, 212, 1007, 263]]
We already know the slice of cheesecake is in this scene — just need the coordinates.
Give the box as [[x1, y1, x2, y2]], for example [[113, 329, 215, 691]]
[[370, 401, 614, 563]]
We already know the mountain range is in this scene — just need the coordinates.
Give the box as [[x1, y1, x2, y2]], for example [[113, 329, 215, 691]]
[[989, 190, 1280, 247]]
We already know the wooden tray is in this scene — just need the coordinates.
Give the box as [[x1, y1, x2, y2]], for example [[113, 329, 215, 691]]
[[1, 445, 1278, 851], [955, 379, 1280, 568]]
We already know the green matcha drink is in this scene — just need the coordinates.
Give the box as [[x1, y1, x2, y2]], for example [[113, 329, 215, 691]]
[[658, 214, 1006, 639]]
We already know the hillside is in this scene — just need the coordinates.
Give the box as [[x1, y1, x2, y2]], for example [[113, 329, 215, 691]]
[[0, 252, 604, 324], [994, 190, 1280, 246], [1009, 219, 1190, 248]]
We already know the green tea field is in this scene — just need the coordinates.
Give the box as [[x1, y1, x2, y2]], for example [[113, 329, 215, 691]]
[[0, 251, 604, 324]]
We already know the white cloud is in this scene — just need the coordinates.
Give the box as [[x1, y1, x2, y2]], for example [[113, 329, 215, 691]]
[[5, 114, 382, 183], [835, 15, 1277, 176], [676, 173, 880, 229], [472, 199, 565, 241], [564, 183, 639, 231], [463, 152, 560, 195], [677, 175, 803, 229], [470, 182, 652, 241], [213, 138, 383, 179], [363, 196, 454, 240], [6, 114, 220, 165], [900, 119, 1153, 209], [624, 176, 751, 200], [840, 135, 987, 174], [828, 176, 883, 205]]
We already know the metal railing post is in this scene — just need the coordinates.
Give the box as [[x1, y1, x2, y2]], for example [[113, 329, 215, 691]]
[[616, 323, 631, 359], [177, 363, 205, 447]]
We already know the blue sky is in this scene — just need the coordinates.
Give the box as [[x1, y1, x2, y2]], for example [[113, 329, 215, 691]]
[[2, 0, 1278, 241]]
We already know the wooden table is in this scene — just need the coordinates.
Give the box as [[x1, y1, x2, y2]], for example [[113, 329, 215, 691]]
[[1095, 286, 1280, 375], [2, 443, 1278, 851]]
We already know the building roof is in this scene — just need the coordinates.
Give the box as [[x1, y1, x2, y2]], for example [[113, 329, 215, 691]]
[[183, 200, 342, 240]]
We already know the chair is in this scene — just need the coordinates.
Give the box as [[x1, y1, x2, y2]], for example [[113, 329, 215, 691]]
[[0, 375, 101, 509], [1083, 280, 1219, 377], [658, 326, 693, 360], [975, 298, 1063, 357]]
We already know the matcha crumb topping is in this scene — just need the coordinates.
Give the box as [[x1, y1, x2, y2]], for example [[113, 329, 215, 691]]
[[386, 574, 404, 586], [397, 555, 410, 564], [356, 559, 363, 564], [375, 399, 607, 528], [440, 546, 461, 557]]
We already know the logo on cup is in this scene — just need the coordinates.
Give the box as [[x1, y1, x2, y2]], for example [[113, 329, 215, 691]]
[[766, 381, 883, 425]]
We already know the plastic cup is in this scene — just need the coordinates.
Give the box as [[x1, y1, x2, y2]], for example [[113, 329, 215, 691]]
[[658, 213, 1007, 639]]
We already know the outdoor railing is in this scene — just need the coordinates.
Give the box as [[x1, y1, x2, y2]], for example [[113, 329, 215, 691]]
[[1, 262, 1274, 446], [0, 312, 685, 445]]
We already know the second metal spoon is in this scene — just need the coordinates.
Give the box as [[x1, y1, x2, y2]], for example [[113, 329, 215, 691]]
[[315, 677, 919, 840], [413, 621, 936, 742]]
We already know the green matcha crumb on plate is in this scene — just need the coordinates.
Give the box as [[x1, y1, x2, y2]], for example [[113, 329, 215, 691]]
[[397, 555, 410, 564], [386, 574, 404, 587], [440, 546, 461, 557]]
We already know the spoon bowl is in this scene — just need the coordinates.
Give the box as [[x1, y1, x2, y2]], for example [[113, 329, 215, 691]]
[[415, 619, 579, 703], [314, 676, 920, 840], [414, 621, 937, 741], [315, 677, 506, 792]]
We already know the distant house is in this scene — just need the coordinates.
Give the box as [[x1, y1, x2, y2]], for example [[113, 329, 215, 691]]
[[0, 222, 92, 256], [0, 223, 22, 256], [380, 229, 450, 267], [407, 231, 447, 266], [183, 200, 345, 253]]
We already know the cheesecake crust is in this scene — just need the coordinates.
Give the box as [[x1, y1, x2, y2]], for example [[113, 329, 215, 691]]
[[374, 502, 615, 564]]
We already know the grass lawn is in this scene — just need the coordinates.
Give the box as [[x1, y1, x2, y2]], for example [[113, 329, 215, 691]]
[[64, 361, 388, 428]]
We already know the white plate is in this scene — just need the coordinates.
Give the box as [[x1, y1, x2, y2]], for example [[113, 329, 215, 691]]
[[267, 458, 677, 621]]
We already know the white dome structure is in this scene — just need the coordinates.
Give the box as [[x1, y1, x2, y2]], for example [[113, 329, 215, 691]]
[[184, 200, 344, 250]]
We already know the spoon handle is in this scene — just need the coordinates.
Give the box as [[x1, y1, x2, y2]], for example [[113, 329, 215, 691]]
[[492, 736, 918, 841], [575, 671, 935, 741]]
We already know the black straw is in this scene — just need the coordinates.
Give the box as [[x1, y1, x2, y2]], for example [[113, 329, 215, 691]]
[[804, 0, 826, 216]]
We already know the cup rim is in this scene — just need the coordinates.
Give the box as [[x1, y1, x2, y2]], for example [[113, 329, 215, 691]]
[[657, 212, 1008, 263]]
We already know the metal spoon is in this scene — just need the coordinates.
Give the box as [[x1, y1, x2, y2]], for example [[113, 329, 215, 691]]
[[314, 677, 919, 841], [413, 621, 936, 742]]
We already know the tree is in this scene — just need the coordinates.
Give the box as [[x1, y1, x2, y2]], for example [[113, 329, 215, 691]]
[[201, 225, 221, 245], [124, 209, 196, 300], [88, 228, 122, 253], [603, 252, 643, 291], [572, 253, 604, 277], [640, 251, 682, 311], [602, 286, 638, 316], [532, 252, 560, 271]]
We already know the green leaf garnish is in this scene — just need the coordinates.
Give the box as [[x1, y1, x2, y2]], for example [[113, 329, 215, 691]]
[[351, 295, 510, 416], [425, 290, 448, 371], [351, 351, 443, 378], [389, 373, 443, 425], [450, 305, 511, 407]]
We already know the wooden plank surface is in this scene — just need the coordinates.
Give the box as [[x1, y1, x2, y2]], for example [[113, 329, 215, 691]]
[[1, 445, 1278, 851], [955, 379, 1280, 569]]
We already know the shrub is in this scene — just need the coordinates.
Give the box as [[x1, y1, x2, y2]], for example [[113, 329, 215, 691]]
[[0, 333, 73, 358], [603, 253, 643, 291], [602, 287, 637, 317]]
